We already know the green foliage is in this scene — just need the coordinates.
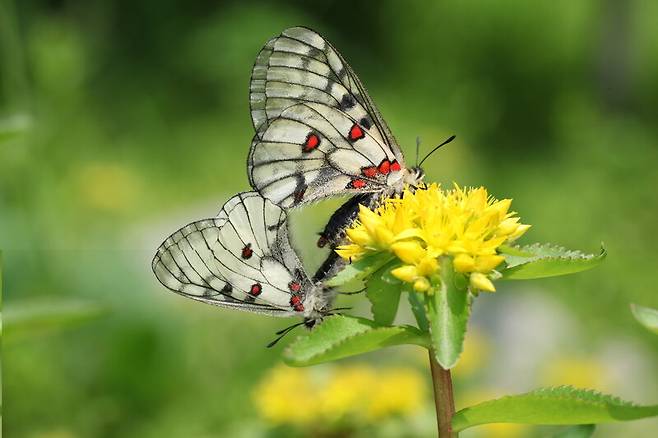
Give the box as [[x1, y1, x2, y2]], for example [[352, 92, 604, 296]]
[[3, 299, 108, 342], [4, 1, 658, 436], [451, 386, 658, 432], [499, 243, 606, 280], [553, 424, 596, 438], [424, 258, 471, 369], [283, 315, 428, 367], [325, 252, 394, 287], [630, 303, 658, 334], [0, 114, 31, 143], [407, 288, 429, 331], [365, 260, 403, 325]]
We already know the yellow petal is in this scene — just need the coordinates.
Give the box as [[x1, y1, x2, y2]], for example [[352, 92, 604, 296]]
[[335, 244, 363, 260], [391, 265, 418, 283], [488, 198, 512, 219], [497, 217, 520, 236], [474, 255, 504, 272], [346, 228, 372, 246], [358, 204, 383, 235], [375, 226, 394, 246], [507, 224, 531, 242], [393, 228, 424, 242], [470, 272, 496, 292], [417, 256, 439, 277], [413, 277, 431, 292], [391, 241, 425, 265], [453, 253, 475, 273]]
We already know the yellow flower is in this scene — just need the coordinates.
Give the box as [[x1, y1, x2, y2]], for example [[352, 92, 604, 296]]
[[336, 183, 530, 293], [252, 364, 426, 429]]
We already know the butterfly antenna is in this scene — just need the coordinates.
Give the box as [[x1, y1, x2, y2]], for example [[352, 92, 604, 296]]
[[329, 306, 353, 313], [415, 136, 422, 167], [339, 287, 366, 295], [418, 135, 456, 167], [267, 321, 306, 348], [339, 290, 364, 295]]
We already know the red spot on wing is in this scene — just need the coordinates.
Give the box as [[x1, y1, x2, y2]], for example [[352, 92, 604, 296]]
[[391, 160, 401, 172], [361, 166, 377, 178], [288, 281, 302, 292], [241, 244, 253, 259], [348, 123, 365, 141], [290, 295, 304, 312], [303, 132, 320, 152], [378, 159, 391, 175], [347, 179, 367, 189], [250, 283, 262, 296]]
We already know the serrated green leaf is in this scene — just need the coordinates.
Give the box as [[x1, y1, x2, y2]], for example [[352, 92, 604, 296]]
[[325, 252, 394, 287], [283, 315, 428, 367], [3, 299, 109, 341], [425, 257, 471, 369], [452, 386, 658, 432], [500, 243, 606, 280], [630, 303, 658, 334], [366, 260, 403, 326], [552, 424, 595, 438]]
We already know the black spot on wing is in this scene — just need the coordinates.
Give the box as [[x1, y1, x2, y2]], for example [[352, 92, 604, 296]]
[[339, 94, 356, 110]]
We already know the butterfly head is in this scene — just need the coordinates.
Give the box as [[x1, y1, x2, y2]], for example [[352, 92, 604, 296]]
[[403, 165, 425, 187]]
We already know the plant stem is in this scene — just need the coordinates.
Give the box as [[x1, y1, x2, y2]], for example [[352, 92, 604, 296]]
[[428, 350, 457, 438]]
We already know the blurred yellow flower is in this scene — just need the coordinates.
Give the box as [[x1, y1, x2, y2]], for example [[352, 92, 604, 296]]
[[336, 183, 530, 293], [74, 162, 141, 212], [540, 357, 610, 391], [252, 363, 426, 428]]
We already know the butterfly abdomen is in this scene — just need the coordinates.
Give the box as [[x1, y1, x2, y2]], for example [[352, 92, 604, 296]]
[[316, 192, 382, 249]]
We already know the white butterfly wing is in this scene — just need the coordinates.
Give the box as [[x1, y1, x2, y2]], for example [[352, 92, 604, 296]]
[[152, 192, 318, 316], [249, 101, 405, 208], [249, 27, 407, 207]]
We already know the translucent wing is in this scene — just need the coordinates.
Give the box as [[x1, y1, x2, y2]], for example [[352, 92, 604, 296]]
[[249, 27, 407, 207], [249, 102, 406, 208], [152, 192, 318, 316]]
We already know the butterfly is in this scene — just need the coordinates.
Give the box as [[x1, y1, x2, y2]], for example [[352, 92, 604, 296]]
[[152, 191, 337, 334], [248, 26, 452, 248]]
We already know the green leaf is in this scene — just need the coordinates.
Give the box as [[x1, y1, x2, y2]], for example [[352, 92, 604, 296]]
[[553, 424, 596, 438], [3, 299, 109, 342], [425, 257, 471, 369], [283, 315, 428, 367], [452, 386, 658, 432], [630, 303, 658, 334], [499, 243, 606, 280], [325, 252, 394, 287], [366, 260, 403, 326], [408, 290, 429, 331]]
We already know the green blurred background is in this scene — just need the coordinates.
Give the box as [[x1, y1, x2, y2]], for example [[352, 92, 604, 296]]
[[2, 0, 657, 437]]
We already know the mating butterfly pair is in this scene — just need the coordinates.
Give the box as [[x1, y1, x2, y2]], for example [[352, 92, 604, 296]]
[[152, 27, 437, 329]]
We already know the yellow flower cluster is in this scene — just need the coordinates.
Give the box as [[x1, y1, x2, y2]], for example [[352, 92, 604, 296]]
[[252, 364, 425, 428], [336, 183, 530, 293]]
